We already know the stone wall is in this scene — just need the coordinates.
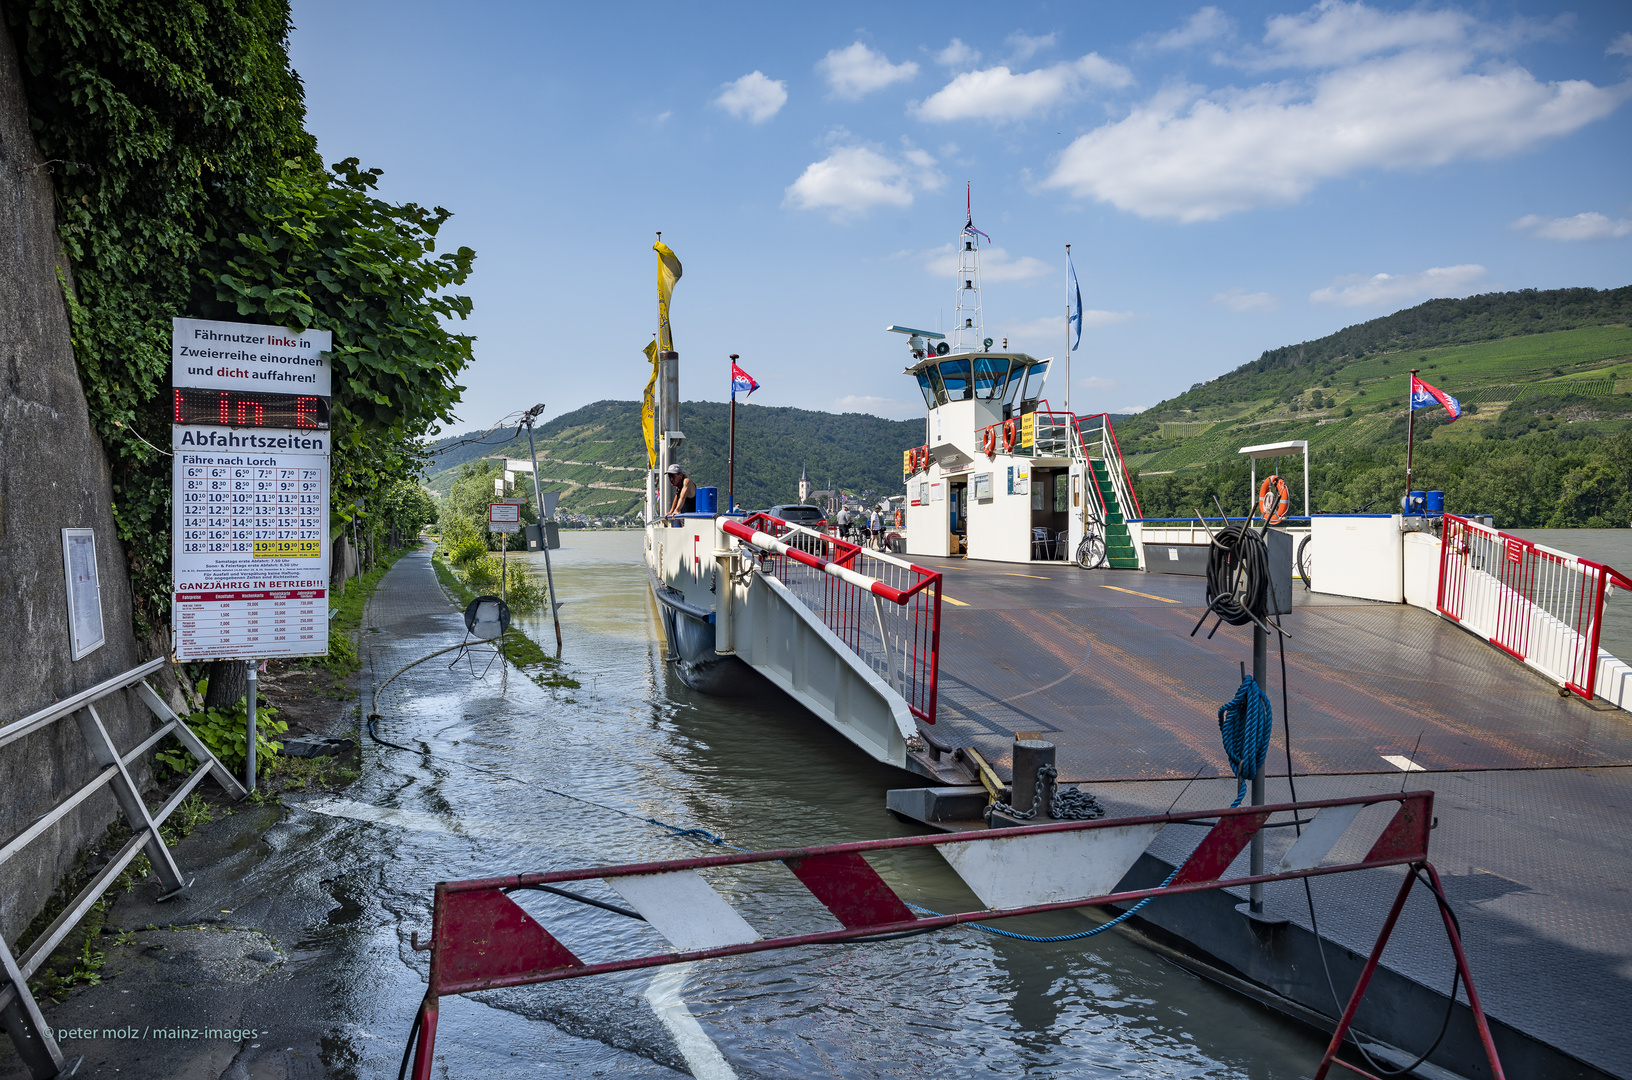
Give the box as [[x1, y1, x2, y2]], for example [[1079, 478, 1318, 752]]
[[0, 17, 159, 946]]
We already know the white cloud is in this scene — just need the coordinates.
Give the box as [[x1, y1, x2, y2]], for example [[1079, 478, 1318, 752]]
[[784, 144, 944, 221], [1156, 7, 1234, 50], [936, 39, 980, 69], [1004, 312, 1137, 346], [1212, 287, 1282, 312], [1260, 1, 1475, 68], [1512, 212, 1632, 241], [818, 43, 919, 100], [915, 53, 1134, 123], [713, 71, 787, 123], [1076, 375, 1121, 390], [835, 395, 922, 418], [1611, 33, 1632, 59], [1310, 264, 1485, 308], [922, 243, 1051, 282], [1007, 32, 1057, 62], [1045, 48, 1631, 221]]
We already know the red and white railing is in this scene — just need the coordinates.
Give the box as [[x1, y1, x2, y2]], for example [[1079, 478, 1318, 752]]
[[723, 513, 941, 725], [1438, 514, 1632, 699], [399, 790, 1507, 1080]]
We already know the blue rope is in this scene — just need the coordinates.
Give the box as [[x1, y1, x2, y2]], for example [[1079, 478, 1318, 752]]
[[905, 865, 1183, 942], [644, 817, 749, 850], [1217, 673, 1273, 808]]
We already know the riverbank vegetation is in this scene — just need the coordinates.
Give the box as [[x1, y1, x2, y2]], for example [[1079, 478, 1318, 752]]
[[4, 0, 471, 640]]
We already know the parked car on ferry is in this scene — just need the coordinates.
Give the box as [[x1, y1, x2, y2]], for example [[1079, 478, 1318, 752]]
[[767, 504, 828, 553]]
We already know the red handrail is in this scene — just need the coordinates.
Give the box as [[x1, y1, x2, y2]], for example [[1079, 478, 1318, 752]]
[[727, 516, 939, 605]]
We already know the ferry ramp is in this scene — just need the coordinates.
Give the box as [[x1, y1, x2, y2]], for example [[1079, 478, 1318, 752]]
[[913, 555, 1632, 1079]]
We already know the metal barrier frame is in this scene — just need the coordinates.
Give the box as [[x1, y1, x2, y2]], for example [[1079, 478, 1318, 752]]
[[725, 514, 942, 724], [0, 658, 247, 1078], [1437, 513, 1632, 699], [398, 790, 1503, 1080]]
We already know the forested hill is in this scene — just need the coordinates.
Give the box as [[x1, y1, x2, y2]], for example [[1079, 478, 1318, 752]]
[[1119, 285, 1632, 529], [425, 400, 923, 517]]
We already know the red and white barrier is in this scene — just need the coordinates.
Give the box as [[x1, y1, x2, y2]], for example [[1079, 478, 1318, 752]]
[[399, 791, 1505, 1080]]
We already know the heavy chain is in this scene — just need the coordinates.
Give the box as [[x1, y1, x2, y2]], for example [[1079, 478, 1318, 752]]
[[984, 764, 1106, 823]]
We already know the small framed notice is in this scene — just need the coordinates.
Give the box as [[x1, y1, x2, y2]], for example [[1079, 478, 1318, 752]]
[[62, 528, 105, 660]]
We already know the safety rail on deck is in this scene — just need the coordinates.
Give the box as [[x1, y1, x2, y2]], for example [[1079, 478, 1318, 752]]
[[1438, 513, 1632, 699], [724, 514, 941, 725], [1073, 412, 1142, 520]]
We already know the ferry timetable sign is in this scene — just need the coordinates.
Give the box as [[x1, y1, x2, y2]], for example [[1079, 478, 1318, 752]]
[[170, 318, 332, 661]]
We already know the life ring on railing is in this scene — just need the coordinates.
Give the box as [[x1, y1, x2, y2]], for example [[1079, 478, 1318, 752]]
[[1001, 420, 1017, 453], [894, 510, 904, 527], [1257, 475, 1290, 524], [981, 426, 997, 456]]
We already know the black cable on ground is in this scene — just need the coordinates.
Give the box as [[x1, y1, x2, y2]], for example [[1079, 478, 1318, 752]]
[[395, 1003, 423, 1080], [505, 883, 646, 921], [1275, 606, 1463, 1075]]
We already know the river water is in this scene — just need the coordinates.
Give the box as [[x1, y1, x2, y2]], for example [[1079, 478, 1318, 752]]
[[321, 527, 1632, 1077], [416, 530, 1326, 1078]]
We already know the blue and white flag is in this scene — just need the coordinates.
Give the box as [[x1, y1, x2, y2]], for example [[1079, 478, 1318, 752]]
[[1067, 250, 1083, 352]]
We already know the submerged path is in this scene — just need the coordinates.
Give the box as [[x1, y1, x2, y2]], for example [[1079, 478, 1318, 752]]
[[916, 555, 1632, 1078]]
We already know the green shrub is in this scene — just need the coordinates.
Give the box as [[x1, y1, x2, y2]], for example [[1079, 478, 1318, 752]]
[[157, 700, 287, 781]]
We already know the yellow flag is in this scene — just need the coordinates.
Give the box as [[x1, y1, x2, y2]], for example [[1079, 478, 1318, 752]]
[[641, 340, 659, 468], [655, 239, 682, 353]]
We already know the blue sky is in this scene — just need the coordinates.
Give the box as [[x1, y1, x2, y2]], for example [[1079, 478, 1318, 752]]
[[287, 1, 1632, 431]]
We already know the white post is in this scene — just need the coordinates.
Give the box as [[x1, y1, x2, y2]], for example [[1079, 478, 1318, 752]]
[[244, 659, 258, 793]]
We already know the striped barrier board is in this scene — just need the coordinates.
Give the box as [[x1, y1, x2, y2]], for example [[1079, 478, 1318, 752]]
[[401, 791, 1504, 1080]]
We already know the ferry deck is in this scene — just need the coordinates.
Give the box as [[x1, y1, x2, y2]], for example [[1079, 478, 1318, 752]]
[[900, 554, 1632, 1079]]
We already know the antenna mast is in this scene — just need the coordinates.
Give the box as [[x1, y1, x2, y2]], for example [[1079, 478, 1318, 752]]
[[953, 182, 988, 354]]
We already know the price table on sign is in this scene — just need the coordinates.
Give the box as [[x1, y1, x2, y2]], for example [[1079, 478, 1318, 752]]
[[171, 442, 331, 660]]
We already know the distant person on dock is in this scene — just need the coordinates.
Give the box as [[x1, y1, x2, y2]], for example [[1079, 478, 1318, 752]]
[[837, 505, 853, 539], [868, 507, 883, 548], [665, 464, 696, 521]]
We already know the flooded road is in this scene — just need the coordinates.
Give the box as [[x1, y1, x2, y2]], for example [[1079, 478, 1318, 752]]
[[319, 532, 1336, 1077]]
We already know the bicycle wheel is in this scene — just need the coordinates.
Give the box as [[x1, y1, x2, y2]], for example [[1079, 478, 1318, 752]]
[[1296, 534, 1313, 591], [1076, 520, 1107, 570]]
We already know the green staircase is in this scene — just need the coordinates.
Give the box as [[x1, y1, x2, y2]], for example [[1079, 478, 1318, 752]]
[[1088, 459, 1141, 569]]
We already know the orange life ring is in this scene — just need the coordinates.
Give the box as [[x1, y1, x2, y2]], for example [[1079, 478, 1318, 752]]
[[981, 426, 997, 456], [1001, 420, 1017, 453], [1257, 475, 1290, 524], [894, 510, 904, 527]]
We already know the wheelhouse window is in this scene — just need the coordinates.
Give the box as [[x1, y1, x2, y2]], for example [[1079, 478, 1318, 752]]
[[938, 359, 972, 402], [1020, 360, 1050, 406], [915, 371, 936, 409], [972, 357, 1011, 400]]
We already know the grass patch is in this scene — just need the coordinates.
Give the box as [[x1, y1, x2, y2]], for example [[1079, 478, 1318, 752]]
[[431, 549, 579, 690]]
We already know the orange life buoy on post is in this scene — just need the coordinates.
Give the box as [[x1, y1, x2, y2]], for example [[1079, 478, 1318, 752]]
[[1257, 475, 1291, 524], [981, 426, 997, 456], [894, 510, 904, 528], [1001, 420, 1017, 453]]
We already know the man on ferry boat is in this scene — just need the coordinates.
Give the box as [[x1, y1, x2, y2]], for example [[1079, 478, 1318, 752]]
[[665, 464, 696, 521]]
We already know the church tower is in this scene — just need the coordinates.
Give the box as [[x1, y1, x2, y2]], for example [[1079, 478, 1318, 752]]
[[798, 465, 810, 503]]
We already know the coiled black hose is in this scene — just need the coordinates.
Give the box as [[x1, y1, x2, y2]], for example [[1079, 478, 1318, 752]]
[[1202, 522, 1270, 627]]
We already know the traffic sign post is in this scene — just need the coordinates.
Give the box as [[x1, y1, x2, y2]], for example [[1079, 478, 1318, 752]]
[[488, 500, 522, 604]]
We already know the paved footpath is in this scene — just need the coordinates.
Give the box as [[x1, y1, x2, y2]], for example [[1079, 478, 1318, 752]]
[[2, 544, 693, 1079]]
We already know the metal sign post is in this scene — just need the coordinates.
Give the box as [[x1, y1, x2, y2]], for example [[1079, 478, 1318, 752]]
[[487, 499, 523, 607], [520, 406, 563, 652]]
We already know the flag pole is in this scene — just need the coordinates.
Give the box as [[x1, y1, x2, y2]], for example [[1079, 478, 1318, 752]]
[[728, 354, 738, 515], [1064, 243, 1071, 418], [1406, 367, 1419, 503]]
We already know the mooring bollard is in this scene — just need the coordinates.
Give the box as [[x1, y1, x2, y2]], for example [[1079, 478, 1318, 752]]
[[1011, 738, 1056, 818]]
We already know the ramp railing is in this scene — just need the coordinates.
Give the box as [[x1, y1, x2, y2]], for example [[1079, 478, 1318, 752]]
[[724, 514, 941, 725], [1438, 513, 1632, 699], [397, 790, 1505, 1080]]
